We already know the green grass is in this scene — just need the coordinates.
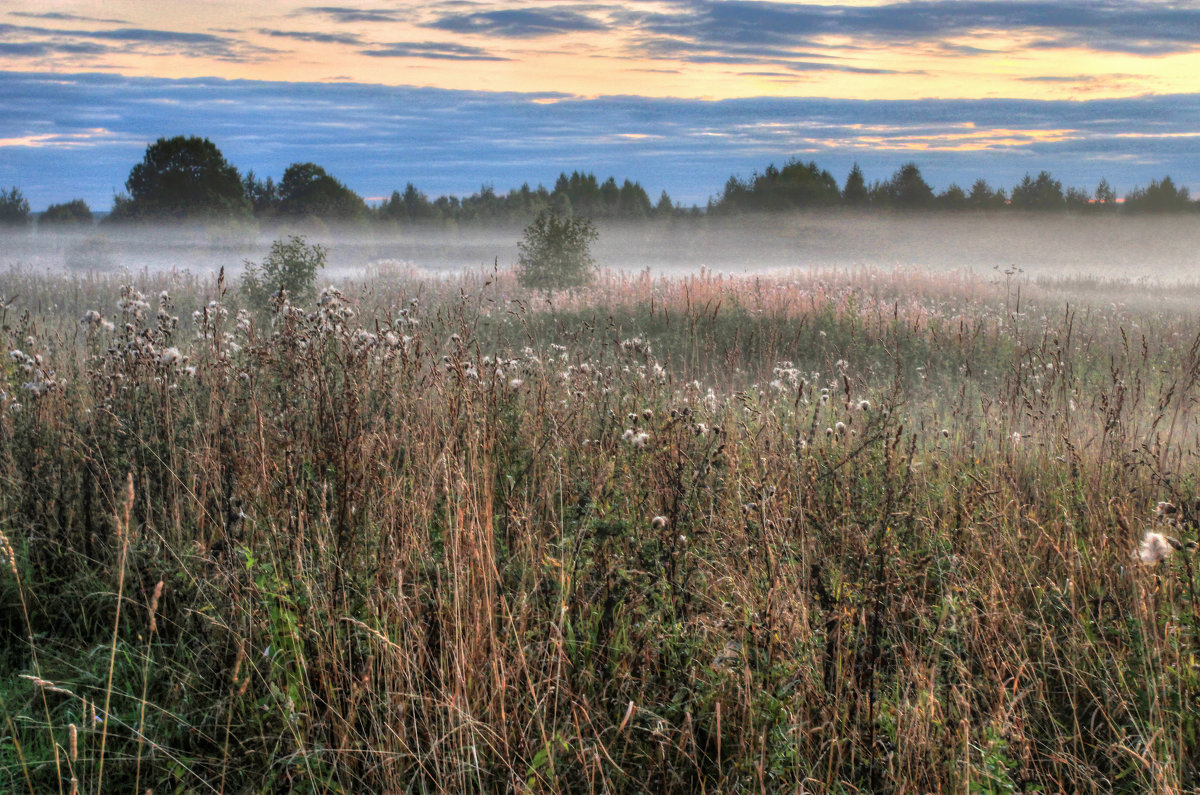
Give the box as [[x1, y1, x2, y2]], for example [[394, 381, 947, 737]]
[[1, 263, 1199, 792]]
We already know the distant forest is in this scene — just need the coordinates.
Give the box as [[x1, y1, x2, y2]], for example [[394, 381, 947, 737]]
[[1, 135, 1196, 229]]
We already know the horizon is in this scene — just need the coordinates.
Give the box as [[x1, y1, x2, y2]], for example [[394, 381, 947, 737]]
[[2, 2, 1200, 210]]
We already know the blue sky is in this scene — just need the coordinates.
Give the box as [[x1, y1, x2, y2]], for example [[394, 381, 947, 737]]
[[2, 1, 1200, 209]]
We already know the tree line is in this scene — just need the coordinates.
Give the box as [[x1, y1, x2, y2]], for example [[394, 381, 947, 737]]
[[711, 160, 1192, 214], [0, 135, 1196, 229]]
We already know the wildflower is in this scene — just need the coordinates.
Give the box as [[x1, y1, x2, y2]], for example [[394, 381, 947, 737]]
[[695, 423, 708, 436], [651, 516, 668, 530], [1012, 432, 1022, 447], [825, 427, 834, 437], [835, 421, 846, 435], [941, 428, 950, 438], [1156, 501, 1178, 522], [157, 347, 182, 366], [631, 432, 650, 449], [858, 399, 871, 411], [622, 428, 635, 442], [509, 378, 523, 389], [642, 408, 653, 420], [1138, 531, 1175, 566], [627, 413, 639, 424]]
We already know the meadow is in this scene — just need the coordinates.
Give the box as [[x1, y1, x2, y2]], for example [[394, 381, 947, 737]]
[[1, 258, 1199, 792]]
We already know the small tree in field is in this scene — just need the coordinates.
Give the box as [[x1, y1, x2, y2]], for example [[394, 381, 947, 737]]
[[241, 235, 326, 311], [0, 187, 31, 227], [517, 208, 598, 290]]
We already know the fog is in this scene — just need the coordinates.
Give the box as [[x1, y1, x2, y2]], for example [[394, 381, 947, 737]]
[[4, 213, 1200, 284]]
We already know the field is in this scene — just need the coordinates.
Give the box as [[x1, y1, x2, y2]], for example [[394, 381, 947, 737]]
[[2, 256, 1200, 792]]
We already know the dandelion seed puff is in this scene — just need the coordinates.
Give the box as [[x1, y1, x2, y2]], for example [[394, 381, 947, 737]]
[[1138, 531, 1175, 566], [651, 516, 668, 530]]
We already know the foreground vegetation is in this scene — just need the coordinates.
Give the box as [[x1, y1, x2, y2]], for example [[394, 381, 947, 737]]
[[2, 261, 1200, 792]]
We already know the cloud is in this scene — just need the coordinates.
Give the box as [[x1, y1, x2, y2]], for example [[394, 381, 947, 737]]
[[258, 28, 363, 45], [623, 1, 1200, 61], [9, 11, 128, 25], [0, 22, 273, 62], [361, 41, 509, 61], [427, 7, 607, 38], [299, 6, 403, 23], [0, 41, 113, 57], [2, 70, 1200, 210]]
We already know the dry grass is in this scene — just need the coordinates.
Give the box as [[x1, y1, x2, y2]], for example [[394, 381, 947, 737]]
[[1, 262, 1199, 792]]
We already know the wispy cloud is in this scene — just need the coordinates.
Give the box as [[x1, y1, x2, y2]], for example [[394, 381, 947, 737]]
[[361, 41, 509, 61], [0, 21, 274, 62], [0, 41, 113, 57], [9, 11, 129, 25], [299, 6, 404, 23], [623, 0, 1200, 60], [426, 7, 607, 38], [258, 28, 363, 45]]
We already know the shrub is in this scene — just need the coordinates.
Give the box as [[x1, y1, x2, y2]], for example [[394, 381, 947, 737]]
[[241, 234, 326, 310], [516, 208, 597, 290], [40, 198, 94, 228]]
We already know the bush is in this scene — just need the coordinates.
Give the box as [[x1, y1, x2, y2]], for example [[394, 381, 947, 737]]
[[241, 234, 326, 311], [40, 199, 94, 228], [517, 208, 597, 290]]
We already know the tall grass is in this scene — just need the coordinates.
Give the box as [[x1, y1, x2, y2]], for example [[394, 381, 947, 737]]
[[1, 263, 1198, 792]]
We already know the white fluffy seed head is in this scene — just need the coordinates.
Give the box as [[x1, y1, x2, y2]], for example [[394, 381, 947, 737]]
[[1139, 531, 1175, 566]]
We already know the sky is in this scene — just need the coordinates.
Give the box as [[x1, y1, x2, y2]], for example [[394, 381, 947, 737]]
[[2, 0, 1200, 209]]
